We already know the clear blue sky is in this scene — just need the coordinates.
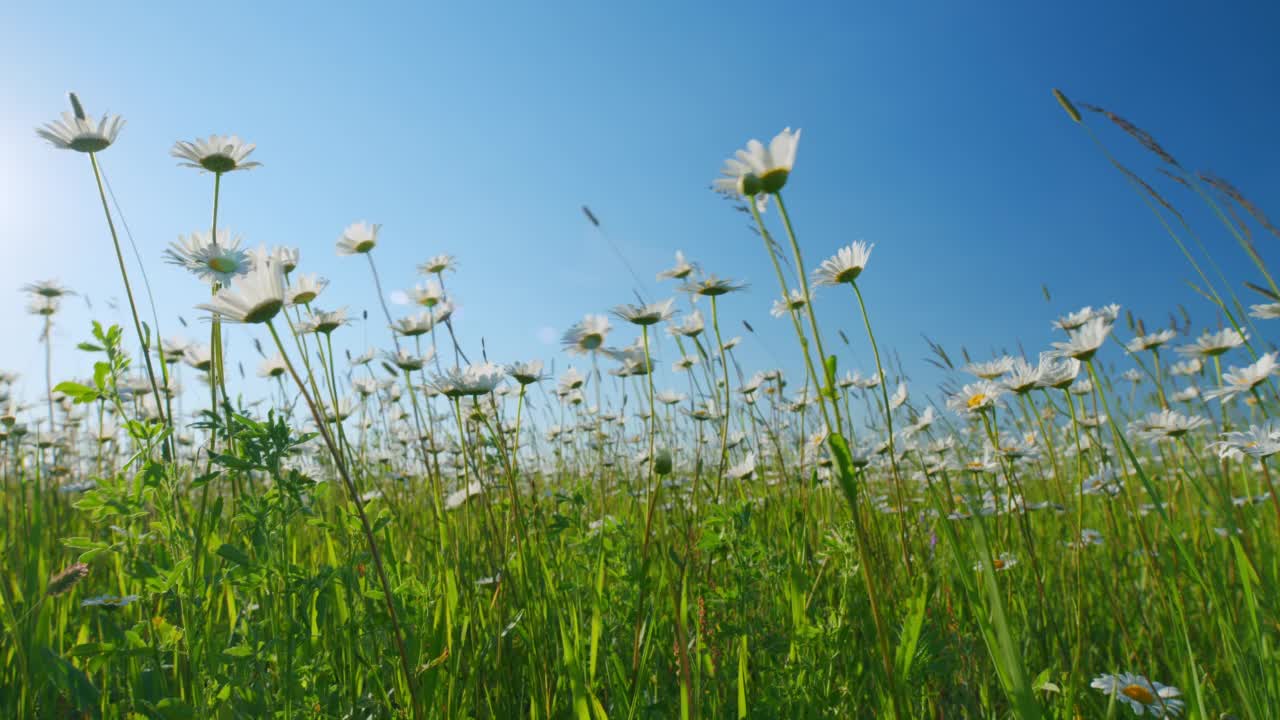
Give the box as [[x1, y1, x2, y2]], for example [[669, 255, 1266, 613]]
[[2, 1, 1278, 414]]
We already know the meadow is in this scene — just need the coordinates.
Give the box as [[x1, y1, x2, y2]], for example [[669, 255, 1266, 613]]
[[3, 89, 1279, 719]]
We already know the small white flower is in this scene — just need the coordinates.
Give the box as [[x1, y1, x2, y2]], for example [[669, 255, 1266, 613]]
[[171, 134, 261, 173], [812, 241, 873, 286], [36, 93, 123, 153], [1090, 672, 1184, 718], [194, 263, 285, 324], [336, 222, 381, 255]]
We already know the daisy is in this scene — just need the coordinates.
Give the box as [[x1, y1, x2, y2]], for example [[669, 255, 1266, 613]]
[[432, 363, 505, 397], [36, 93, 123, 153], [257, 355, 288, 379], [657, 251, 697, 281], [1002, 358, 1041, 394], [171, 135, 260, 174], [613, 298, 676, 326], [1249, 302, 1280, 320], [656, 390, 687, 406], [391, 311, 435, 337], [195, 262, 285, 324], [26, 296, 60, 316], [812, 241, 874, 286], [669, 310, 705, 337], [335, 222, 381, 256], [299, 308, 350, 335], [1053, 306, 1098, 332], [562, 315, 611, 355], [714, 127, 801, 198], [386, 349, 430, 372], [1177, 328, 1247, 358], [1126, 329, 1176, 353], [418, 254, 458, 275], [558, 367, 586, 394], [285, 274, 328, 305], [183, 344, 213, 372], [1210, 421, 1280, 459], [507, 360, 546, 385], [1203, 352, 1277, 402], [275, 246, 300, 273], [947, 381, 1003, 415], [1128, 410, 1208, 443], [1171, 386, 1199, 402], [726, 452, 757, 481], [1051, 316, 1112, 361], [1090, 672, 1184, 718], [680, 275, 747, 297], [973, 552, 1018, 573], [165, 231, 252, 286], [22, 279, 75, 298], [889, 382, 909, 410], [964, 356, 1014, 380], [770, 289, 808, 318], [407, 281, 445, 308], [1168, 358, 1203, 376]]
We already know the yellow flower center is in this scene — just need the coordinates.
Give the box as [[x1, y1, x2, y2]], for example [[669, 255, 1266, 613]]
[[967, 393, 987, 409], [1121, 684, 1156, 705]]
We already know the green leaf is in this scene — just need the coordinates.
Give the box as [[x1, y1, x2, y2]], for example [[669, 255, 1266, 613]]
[[216, 543, 252, 567]]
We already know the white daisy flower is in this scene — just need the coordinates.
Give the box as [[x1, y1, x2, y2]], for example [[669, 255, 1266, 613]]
[[165, 230, 252, 286], [1090, 672, 1184, 718], [657, 251, 698, 281], [613, 298, 676, 326], [194, 262, 285, 324], [171, 134, 261, 174], [286, 274, 328, 305], [36, 93, 123, 153], [964, 356, 1015, 380], [418, 254, 458, 275], [1203, 352, 1278, 403], [812, 241, 873, 286], [714, 127, 801, 198], [1249, 302, 1280, 319], [562, 314, 611, 355], [1126, 329, 1176, 353], [1177, 328, 1247, 358], [770, 289, 809, 318], [335, 221, 381, 256], [947, 381, 1003, 415], [1050, 316, 1112, 361]]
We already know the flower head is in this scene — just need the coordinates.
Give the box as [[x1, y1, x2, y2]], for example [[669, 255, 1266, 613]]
[[613, 298, 676, 326], [562, 315, 611, 355], [171, 135, 260, 173], [336, 222, 381, 255], [714, 128, 801, 198], [1050, 316, 1112, 361], [37, 93, 123, 153], [812, 241, 873, 286], [1090, 672, 1183, 718], [1204, 352, 1277, 403], [195, 262, 285, 324], [657, 251, 698, 281], [418, 254, 458, 275], [1177, 328, 1247, 358], [165, 231, 252, 286]]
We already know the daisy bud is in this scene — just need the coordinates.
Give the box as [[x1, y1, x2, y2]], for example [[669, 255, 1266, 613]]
[[68, 92, 86, 120], [654, 449, 673, 476]]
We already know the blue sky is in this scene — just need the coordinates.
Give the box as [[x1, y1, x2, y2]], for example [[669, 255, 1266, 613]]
[[2, 1, 1278, 417]]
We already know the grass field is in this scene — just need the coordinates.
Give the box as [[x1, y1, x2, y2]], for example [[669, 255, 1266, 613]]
[[3, 90, 1279, 719]]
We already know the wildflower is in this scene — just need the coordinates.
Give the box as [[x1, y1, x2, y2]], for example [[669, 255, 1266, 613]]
[[407, 281, 445, 308], [657, 251, 697, 281], [1203, 352, 1277, 402], [432, 363, 505, 397], [258, 354, 288, 379], [418, 254, 458, 275], [275, 246, 300, 273], [812, 241, 873, 286], [1126, 329, 1176, 353], [770, 289, 808, 318], [386, 349, 431, 372], [165, 230, 252, 285], [889, 382, 908, 410], [286, 274, 329, 305], [1120, 369, 1143, 384], [36, 93, 123, 153], [714, 127, 800, 199], [1002, 358, 1041, 394], [171, 135, 260, 173], [973, 553, 1018, 573], [1090, 672, 1184, 718], [1210, 422, 1280, 459], [1249, 302, 1280, 319], [183, 344, 213, 372], [613, 298, 676, 326], [680, 275, 747, 297], [1128, 410, 1208, 442], [335, 222, 381, 255], [726, 453, 757, 480], [27, 296, 60, 316], [22, 279, 75, 298], [391, 311, 435, 337], [1168, 358, 1203, 376], [558, 367, 586, 394], [1177, 328, 1247, 358], [948, 381, 1003, 415], [669, 310, 705, 337], [964, 356, 1014, 380], [1171, 386, 1199, 402], [195, 263, 285, 324], [1050, 316, 1112, 361], [298, 308, 349, 335], [562, 315, 611, 355]]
